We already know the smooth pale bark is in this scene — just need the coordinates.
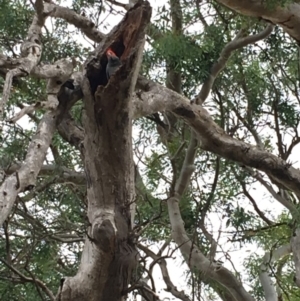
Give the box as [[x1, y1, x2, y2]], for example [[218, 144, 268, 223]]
[[292, 229, 300, 287], [44, 2, 105, 42], [0, 0, 46, 122], [2, 1, 300, 300], [259, 244, 292, 301], [133, 79, 300, 195], [0, 60, 74, 226], [167, 195, 255, 301], [216, 0, 300, 42], [0, 111, 57, 225]]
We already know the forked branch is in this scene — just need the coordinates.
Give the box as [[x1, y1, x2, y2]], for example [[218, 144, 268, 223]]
[[196, 24, 274, 104]]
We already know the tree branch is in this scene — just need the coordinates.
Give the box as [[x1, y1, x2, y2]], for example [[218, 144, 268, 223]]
[[241, 182, 274, 226], [133, 77, 300, 196], [291, 229, 300, 287], [0, 111, 58, 225], [245, 167, 298, 215], [0, 64, 78, 226], [196, 24, 274, 104], [44, 2, 105, 43], [0, 2, 47, 124], [167, 195, 255, 301], [138, 243, 191, 301], [259, 244, 292, 301], [0, 258, 55, 301], [216, 0, 300, 43]]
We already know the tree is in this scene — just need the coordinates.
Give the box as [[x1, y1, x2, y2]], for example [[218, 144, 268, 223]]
[[1, 0, 300, 300]]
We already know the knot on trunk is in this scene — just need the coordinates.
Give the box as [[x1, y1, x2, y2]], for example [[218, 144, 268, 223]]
[[93, 219, 115, 253]]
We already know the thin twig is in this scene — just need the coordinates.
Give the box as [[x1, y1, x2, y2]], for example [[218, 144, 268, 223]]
[[196, 24, 274, 104]]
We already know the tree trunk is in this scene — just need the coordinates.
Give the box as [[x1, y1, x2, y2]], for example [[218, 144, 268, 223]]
[[58, 2, 151, 300]]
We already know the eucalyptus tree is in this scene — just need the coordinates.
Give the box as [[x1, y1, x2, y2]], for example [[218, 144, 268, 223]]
[[1, 0, 300, 301]]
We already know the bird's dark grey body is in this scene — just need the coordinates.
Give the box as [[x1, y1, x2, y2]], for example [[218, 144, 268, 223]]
[[106, 56, 121, 79]]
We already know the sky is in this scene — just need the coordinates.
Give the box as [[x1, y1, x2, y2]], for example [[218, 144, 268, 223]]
[[9, 0, 298, 300]]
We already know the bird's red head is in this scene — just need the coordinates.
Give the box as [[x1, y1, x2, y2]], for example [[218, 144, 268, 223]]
[[106, 48, 117, 58]]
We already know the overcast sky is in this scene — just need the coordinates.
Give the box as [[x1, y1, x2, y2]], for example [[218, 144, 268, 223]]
[[11, 1, 297, 300]]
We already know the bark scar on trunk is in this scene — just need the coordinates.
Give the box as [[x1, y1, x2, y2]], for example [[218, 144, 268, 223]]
[[59, 1, 152, 301]]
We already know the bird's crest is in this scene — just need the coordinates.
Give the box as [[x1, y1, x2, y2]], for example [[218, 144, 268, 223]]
[[106, 48, 118, 58]]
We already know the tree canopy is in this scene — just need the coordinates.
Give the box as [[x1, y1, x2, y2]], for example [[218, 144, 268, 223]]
[[1, 0, 300, 301]]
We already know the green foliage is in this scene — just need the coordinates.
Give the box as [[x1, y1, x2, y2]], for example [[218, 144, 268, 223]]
[[0, 0, 33, 47], [143, 24, 226, 97], [2, 0, 300, 300], [263, 0, 293, 10]]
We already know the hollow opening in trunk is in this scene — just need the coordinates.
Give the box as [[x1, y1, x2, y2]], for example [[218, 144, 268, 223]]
[[87, 39, 125, 94]]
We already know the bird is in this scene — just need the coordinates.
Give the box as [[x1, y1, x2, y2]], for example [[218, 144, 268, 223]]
[[106, 48, 121, 80]]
